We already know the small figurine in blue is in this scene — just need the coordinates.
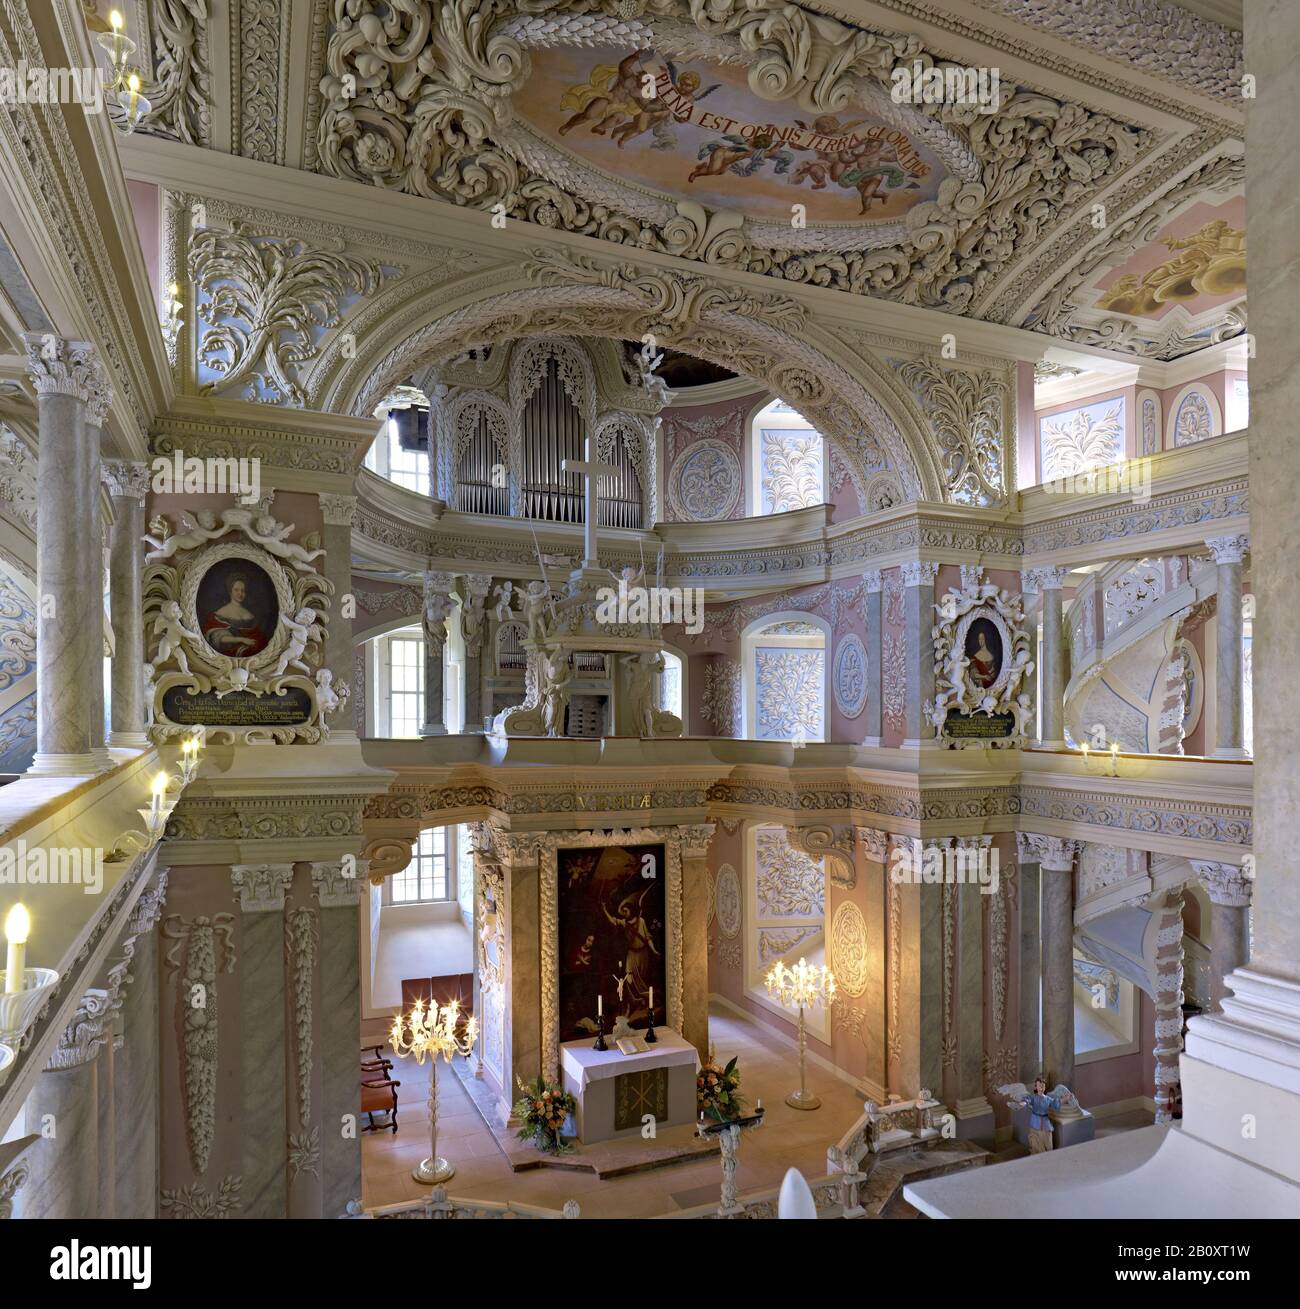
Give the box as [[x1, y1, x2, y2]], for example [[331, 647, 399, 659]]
[[1020, 1076, 1063, 1154]]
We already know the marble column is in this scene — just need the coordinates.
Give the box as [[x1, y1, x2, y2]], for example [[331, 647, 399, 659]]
[[312, 861, 362, 1218], [862, 571, 883, 746], [1022, 835, 1079, 1088], [900, 562, 939, 748], [1191, 861, 1253, 1014], [1206, 535, 1249, 759], [1025, 567, 1069, 748], [319, 495, 359, 742], [856, 827, 889, 1098], [114, 870, 168, 1217], [232, 863, 294, 1218], [13, 989, 113, 1218], [1178, 2, 1300, 1189], [680, 824, 715, 1059], [459, 574, 492, 732], [498, 834, 542, 1109], [21, 334, 103, 774], [420, 572, 454, 737], [953, 836, 994, 1137], [1015, 835, 1043, 1083], [104, 460, 151, 747], [889, 834, 944, 1098], [83, 369, 112, 769]]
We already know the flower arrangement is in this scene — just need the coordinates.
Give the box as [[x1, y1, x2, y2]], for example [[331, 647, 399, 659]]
[[697, 1051, 745, 1123], [512, 1075, 576, 1154]]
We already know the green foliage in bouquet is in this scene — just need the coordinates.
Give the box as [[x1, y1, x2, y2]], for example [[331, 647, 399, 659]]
[[512, 1075, 576, 1154], [697, 1052, 745, 1123]]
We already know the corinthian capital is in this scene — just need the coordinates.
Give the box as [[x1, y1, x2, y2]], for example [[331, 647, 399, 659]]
[[21, 333, 98, 402], [1016, 832, 1079, 872], [103, 459, 150, 502], [319, 493, 357, 526], [900, 560, 940, 588], [1205, 534, 1249, 565]]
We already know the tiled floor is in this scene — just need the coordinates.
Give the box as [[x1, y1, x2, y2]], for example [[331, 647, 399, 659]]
[[360, 1004, 1156, 1217], [361, 1002, 869, 1217]]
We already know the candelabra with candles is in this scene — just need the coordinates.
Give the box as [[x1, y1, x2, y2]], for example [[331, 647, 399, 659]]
[[94, 11, 151, 132], [110, 736, 203, 860], [765, 957, 837, 1110], [389, 997, 478, 1184]]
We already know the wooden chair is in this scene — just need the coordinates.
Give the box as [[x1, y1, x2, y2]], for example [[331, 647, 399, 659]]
[[361, 1044, 393, 1076], [361, 1072, 400, 1135]]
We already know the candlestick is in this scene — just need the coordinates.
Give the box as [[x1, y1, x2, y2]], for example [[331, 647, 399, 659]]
[[4, 903, 29, 991]]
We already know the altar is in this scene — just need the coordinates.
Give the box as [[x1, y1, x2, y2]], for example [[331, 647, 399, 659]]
[[560, 1030, 699, 1145]]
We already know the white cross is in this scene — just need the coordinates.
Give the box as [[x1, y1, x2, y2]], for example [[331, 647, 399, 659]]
[[562, 437, 619, 570]]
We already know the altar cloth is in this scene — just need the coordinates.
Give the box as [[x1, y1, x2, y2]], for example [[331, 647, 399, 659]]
[[560, 1030, 700, 1143], [560, 1028, 699, 1089]]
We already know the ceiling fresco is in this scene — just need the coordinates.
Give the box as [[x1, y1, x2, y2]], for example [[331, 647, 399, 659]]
[[1088, 198, 1245, 322], [512, 46, 946, 227]]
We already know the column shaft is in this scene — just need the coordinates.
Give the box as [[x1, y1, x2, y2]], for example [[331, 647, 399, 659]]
[[319, 497, 359, 741], [1041, 867, 1075, 1087], [901, 563, 937, 747], [863, 575, 883, 745], [106, 462, 150, 746], [1212, 548, 1246, 757], [1018, 862, 1042, 1082], [1040, 584, 1066, 747], [680, 826, 714, 1059], [313, 864, 362, 1218], [114, 925, 160, 1216]]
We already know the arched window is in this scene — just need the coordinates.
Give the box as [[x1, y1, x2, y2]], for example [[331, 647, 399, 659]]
[[742, 615, 827, 742], [365, 402, 431, 494], [749, 398, 827, 516]]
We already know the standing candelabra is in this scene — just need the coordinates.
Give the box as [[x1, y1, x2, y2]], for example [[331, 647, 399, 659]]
[[765, 958, 836, 1110], [390, 997, 478, 1185]]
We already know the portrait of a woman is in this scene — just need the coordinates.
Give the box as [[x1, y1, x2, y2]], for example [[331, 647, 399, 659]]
[[964, 617, 1003, 693], [197, 561, 275, 659]]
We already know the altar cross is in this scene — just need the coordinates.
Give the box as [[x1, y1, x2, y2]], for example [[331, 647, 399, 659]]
[[563, 437, 619, 571]]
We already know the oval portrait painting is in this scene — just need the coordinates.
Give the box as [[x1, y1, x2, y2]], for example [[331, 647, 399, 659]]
[[964, 616, 1004, 694], [197, 558, 278, 659]]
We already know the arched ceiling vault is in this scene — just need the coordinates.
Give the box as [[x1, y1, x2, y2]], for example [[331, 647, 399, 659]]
[[326, 253, 948, 505]]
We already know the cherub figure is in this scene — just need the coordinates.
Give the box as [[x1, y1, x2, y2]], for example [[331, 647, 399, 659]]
[[150, 600, 205, 676], [522, 580, 552, 644], [315, 667, 349, 716], [492, 580, 516, 623], [269, 606, 318, 679]]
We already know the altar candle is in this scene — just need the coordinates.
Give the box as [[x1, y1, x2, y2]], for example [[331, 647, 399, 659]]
[[4, 903, 30, 991], [597, 994, 603, 1017], [648, 985, 654, 1010]]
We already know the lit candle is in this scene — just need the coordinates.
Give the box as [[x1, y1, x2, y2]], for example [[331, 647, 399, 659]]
[[110, 9, 123, 30], [4, 903, 30, 991], [126, 71, 140, 111], [150, 770, 168, 821], [1080, 741, 1089, 760], [597, 994, 603, 1017]]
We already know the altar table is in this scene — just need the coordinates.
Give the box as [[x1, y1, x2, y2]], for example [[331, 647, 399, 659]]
[[560, 1029, 700, 1144]]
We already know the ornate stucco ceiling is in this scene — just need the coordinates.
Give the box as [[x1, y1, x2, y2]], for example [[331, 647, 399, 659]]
[[105, 0, 1247, 362]]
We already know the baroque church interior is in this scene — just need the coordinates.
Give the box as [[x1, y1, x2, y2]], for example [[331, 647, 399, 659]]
[[0, 0, 1296, 1263]]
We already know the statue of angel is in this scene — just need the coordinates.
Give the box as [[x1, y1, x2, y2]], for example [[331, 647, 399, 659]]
[[150, 600, 205, 675], [143, 509, 220, 560], [492, 581, 516, 623], [522, 580, 552, 644], [270, 606, 318, 679], [540, 649, 573, 738]]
